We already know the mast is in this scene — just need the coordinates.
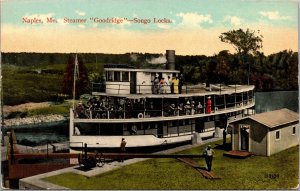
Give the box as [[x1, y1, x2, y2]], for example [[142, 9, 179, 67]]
[[0, 53, 4, 145], [72, 54, 79, 110]]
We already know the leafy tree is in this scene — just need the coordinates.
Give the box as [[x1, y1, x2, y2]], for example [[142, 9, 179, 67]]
[[215, 50, 232, 84], [62, 55, 89, 97], [219, 28, 263, 85]]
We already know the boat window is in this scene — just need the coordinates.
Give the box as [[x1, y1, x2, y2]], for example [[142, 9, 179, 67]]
[[136, 123, 142, 130], [179, 120, 184, 126], [185, 119, 190, 125], [114, 71, 121, 81], [143, 123, 149, 129], [191, 119, 195, 125], [150, 122, 156, 129], [172, 121, 177, 127], [107, 71, 113, 81], [122, 72, 129, 82]]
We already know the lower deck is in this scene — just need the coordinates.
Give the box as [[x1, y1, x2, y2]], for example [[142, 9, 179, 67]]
[[72, 112, 234, 137], [69, 110, 248, 149]]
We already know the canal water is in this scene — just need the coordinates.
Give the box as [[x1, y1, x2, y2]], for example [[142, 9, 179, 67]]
[[12, 91, 299, 146]]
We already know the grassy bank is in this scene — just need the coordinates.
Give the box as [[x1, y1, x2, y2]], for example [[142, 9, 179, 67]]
[[26, 101, 72, 117], [3, 63, 101, 105], [4, 101, 73, 119], [43, 140, 299, 190]]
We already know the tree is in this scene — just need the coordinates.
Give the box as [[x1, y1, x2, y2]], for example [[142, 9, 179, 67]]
[[62, 54, 89, 97], [219, 28, 263, 85], [215, 50, 232, 84]]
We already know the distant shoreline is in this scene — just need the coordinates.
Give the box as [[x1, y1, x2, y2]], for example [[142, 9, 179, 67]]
[[3, 114, 68, 129]]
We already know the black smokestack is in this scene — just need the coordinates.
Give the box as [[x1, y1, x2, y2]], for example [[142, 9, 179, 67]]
[[166, 50, 175, 70]]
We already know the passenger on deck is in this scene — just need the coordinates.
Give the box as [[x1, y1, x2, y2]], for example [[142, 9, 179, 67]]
[[178, 103, 184, 115], [196, 102, 203, 113], [206, 96, 212, 114], [159, 77, 167, 94], [184, 100, 191, 115], [75, 102, 87, 118], [167, 76, 173, 94], [74, 126, 81, 135], [153, 75, 160, 94], [179, 74, 184, 94], [167, 103, 174, 116], [172, 76, 179, 94], [191, 101, 195, 115]]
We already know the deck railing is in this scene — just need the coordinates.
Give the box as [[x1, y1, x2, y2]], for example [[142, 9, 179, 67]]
[[92, 82, 236, 95], [74, 98, 255, 120]]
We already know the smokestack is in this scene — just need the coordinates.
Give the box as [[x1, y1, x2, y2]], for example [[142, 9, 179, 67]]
[[166, 50, 175, 70]]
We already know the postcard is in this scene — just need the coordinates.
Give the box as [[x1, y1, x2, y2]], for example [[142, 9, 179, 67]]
[[0, 0, 299, 190]]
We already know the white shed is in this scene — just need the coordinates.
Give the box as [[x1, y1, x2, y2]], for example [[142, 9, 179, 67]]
[[229, 108, 299, 156]]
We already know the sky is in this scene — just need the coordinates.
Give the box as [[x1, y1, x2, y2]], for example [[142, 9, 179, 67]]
[[0, 0, 298, 55]]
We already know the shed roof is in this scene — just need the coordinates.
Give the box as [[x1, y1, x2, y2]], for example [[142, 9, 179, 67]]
[[231, 108, 299, 128]]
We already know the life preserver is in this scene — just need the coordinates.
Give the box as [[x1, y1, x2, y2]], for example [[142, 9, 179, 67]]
[[138, 113, 144, 119]]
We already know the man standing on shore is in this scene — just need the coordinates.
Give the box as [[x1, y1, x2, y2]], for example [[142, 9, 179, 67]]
[[203, 145, 214, 171]]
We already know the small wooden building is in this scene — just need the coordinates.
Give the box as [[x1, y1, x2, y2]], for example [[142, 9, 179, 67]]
[[229, 108, 299, 156]]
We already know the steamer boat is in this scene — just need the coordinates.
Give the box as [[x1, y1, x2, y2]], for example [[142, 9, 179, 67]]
[[69, 50, 255, 152]]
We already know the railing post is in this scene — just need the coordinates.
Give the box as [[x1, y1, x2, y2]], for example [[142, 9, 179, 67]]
[[214, 95, 216, 113], [203, 96, 206, 114], [185, 84, 187, 94], [242, 92, 244, 107], [84, 143, 87, 160], [161, 97, 164, 117], [224, 94, 226, 110]]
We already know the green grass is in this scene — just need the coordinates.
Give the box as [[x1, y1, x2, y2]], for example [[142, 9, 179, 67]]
[[43, 140, 299, 190], [26, 102, 72, 117], [2, 62, 102, 105]]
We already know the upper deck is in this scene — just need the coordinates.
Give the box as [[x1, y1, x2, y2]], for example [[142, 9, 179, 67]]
[[75, 83, 255, 122], [92, 66, 254, 97], [93, 67, 180, 95]]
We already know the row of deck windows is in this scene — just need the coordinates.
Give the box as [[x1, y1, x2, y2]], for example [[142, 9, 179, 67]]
[[75, 92, 254, 119], [107, 71, 129, 82], [73, 116, 224, 137]]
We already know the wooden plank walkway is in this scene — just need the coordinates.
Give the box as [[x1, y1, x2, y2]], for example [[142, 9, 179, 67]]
[[177, 158, 220, 179], [223, 150, 252, 158], [196, 168, 221, 179]]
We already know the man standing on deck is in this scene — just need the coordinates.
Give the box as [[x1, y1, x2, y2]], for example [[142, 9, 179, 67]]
[[120, 138, 127, 162], [203, 145, 214, 171]]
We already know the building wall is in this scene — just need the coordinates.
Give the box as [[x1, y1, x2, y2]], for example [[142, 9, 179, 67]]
[[269, 123, 299, 156], [136, 72, 152, 94], [249, 121, 268, 156], [106, 82, 130, 94], [231, 119, 268, 156], [232, 123, 239, 151]]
